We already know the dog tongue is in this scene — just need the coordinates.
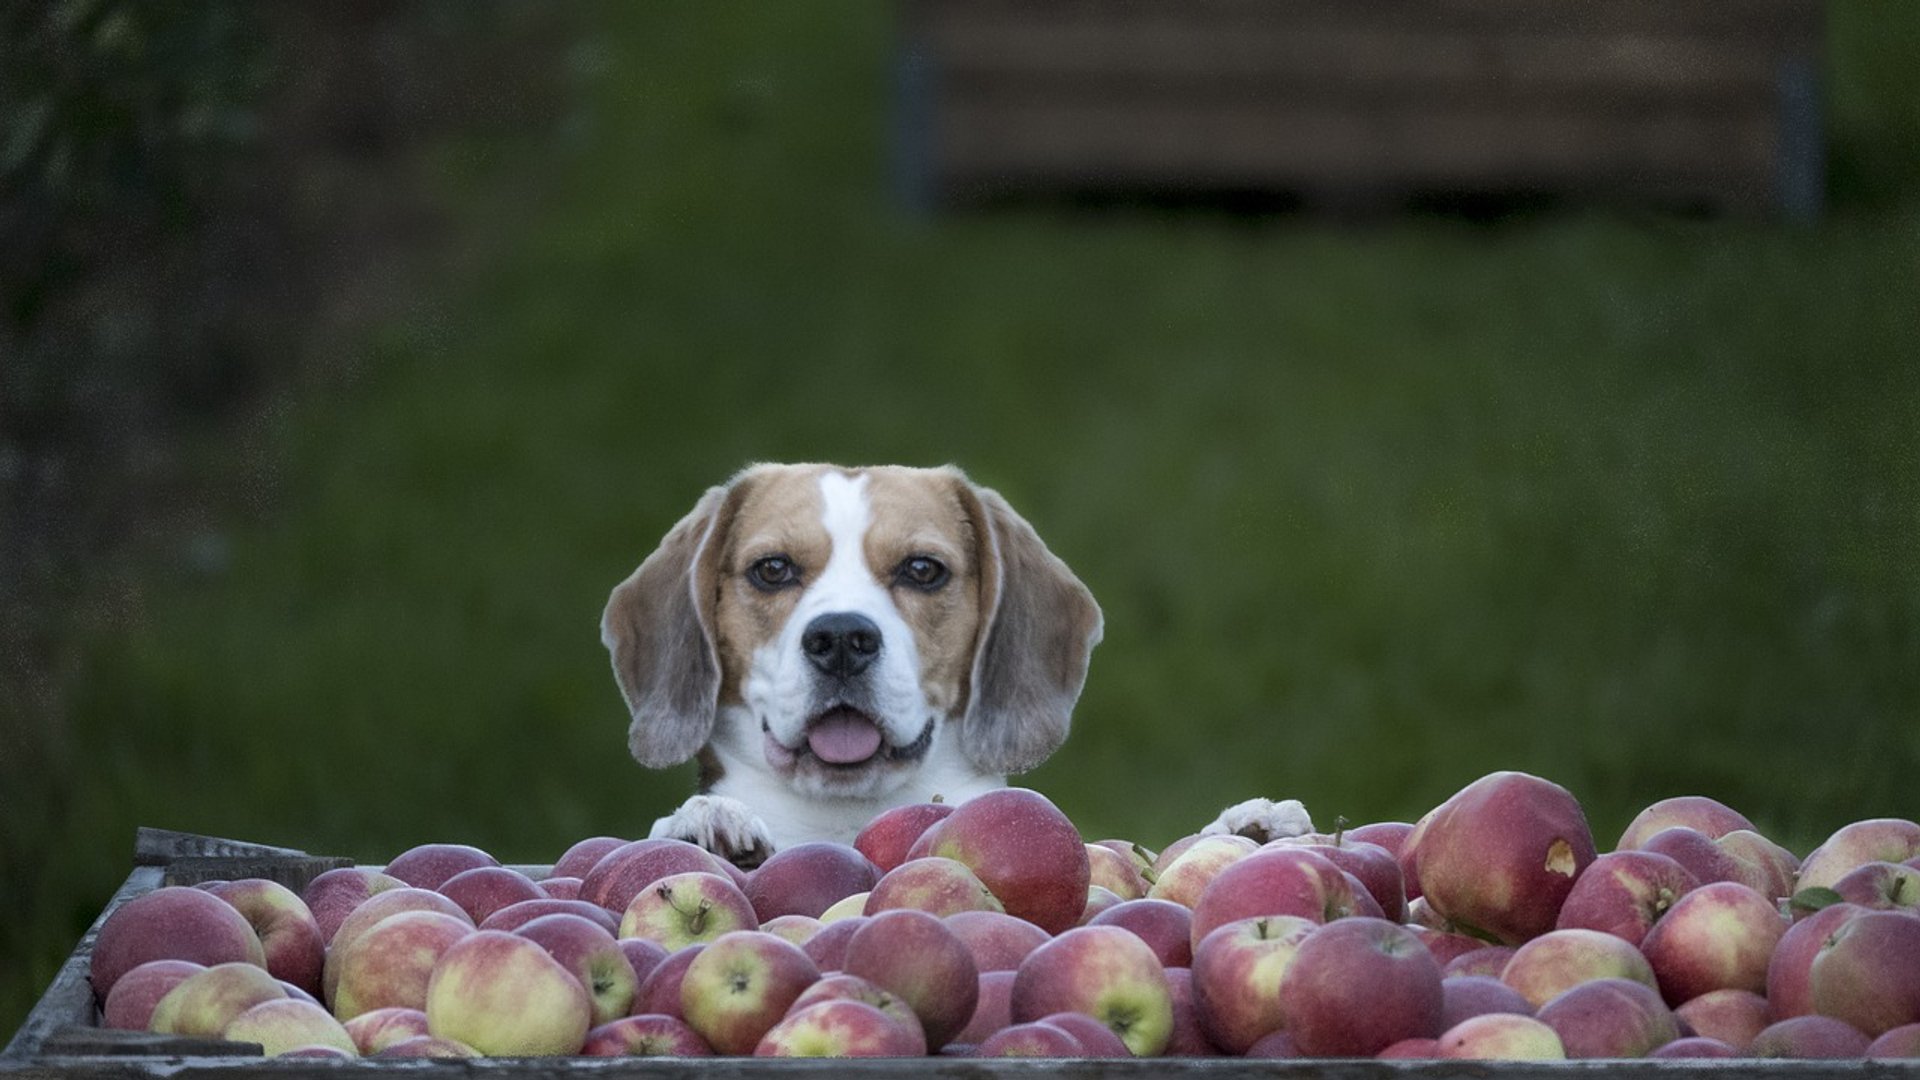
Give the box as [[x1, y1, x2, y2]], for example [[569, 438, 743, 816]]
[[808, 713, 883, 764]]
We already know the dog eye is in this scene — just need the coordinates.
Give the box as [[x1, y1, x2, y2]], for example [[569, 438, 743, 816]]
[[747, 556, 799, 590], [896, 556, 949, 590]]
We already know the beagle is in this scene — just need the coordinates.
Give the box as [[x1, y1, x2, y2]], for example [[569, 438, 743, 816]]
[[601, 463, 1105, 866]]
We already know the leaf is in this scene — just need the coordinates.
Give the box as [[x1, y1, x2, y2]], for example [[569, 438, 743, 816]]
[[1789, 887, 1844, 915]]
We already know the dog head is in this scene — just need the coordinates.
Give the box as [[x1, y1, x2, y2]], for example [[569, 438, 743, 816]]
[[602, 463, 1102, 801]]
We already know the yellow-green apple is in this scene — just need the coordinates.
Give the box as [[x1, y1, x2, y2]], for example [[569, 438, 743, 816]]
[[1405, 771, 1596, 945], [90, 886, 265, 1001], [342, 1006, 429, 1054], [678, 930, 821, 1055], [1617, 796, 1756, 850], [1437, 1013, 1566, 1060], [1554, 850, 1700, 947], [617, 871, 757, 948], [1767, 901, 1869, 1017], [148, 962, 286, 1036], [1830, 861, 1920, 913], [581, 838, 735, 915], [1674, 988, 1768, 1052], [1533, 978, 1679, 1058], [760, 914, 823, 945], [1080, 886, 1124, 924], [1638, 881, 1785, 1004], [205, 880, 325, 998], [514, 912, 637, 1025], [843, 909, 978, 1050], [945, 910, 1050, 972], [372, 1035, 478, 1058], [1011, 924, 1174, 1056], [1650, 1036, 1738, 1058], [331, 910, 474, 1020], [1160, 967, 1216, 1057], [618, 937, 669, 988], [1088, 897, 1192, 968], [1796, 818, 1920, 892], [1499, 928, 1658, 1009], [552, 836, 627, 881], [1443, 947, 1516, 980], [744, 842, 880, 922], [223, 998, 357, 1057], [1749, 1015, 1872, 1058], [853, 800, 953, 873], [799, 916, 863, 970], [322, 889, 470, 1003], [1086, 844, 1148, 900], [479, 898, 618, 935], [1277, 918, 1444, 1057], [424, 929, 592, 1055], [382, 843, 498, 890], [102, 960, 204, 1031], [1867, 1024, 1920, 1059], [1440, 975, 1533, 1029], [436, 866, 543, 926], [301, 868, 405, 945], [580, 1014, 713, 1056], [818, 892, 868, 922], [632, 943, 703, 1020], [1189, 915, 1314, 1053], [865, 856, 1003, 917], [954, 969, 1015, 1045], [754, 999, 925, 1057], [975, 1020, 1081, 1056], [1809, 910, 1920, 1036], [913, 788, 1091, 935], [1038, 1011, 1130, 1057], [1188, 848, 1356, 948], [276, 1045, 353, 1059], [1146, 836, 1257, 909], [540, 877, 583, 901]]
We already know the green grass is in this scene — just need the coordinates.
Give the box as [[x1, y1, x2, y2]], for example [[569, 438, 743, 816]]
[[8, 3, 1920, 1037]]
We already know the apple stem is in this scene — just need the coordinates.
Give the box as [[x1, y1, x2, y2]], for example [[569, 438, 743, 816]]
[[1333, 815, 1348, 847], [690, 899, 712, 935], [1132, 842, 1158, 884], [931, 793, 945, 804]]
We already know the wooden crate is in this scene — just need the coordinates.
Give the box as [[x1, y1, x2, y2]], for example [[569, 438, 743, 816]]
[[1, 830, 1898, 1077], [897, 0, 1826, 217]]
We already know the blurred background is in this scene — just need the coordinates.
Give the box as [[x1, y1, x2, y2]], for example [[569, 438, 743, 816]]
[[3, 1, 1916, 1036]]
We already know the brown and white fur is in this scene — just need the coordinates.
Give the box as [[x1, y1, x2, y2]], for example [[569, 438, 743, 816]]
[[601, 463, 1106, 866]]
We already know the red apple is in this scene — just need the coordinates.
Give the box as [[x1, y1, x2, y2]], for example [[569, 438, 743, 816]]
[[1188, 847, 1356, 948], [382, 843, 498, 890], [1145, 835, 1257, 909], [1161, 967, 1217, 1057], [755, 999, 926, 1057], [436, 866, 543, 927], [1441, 975, 1533, 1029], [953, 969, 1015, 1046], [945, 910, 1050, 972], [865, 857, 1003, 917], [1749, 1015, 1871, 1058], [1554, 850, 1701, 948], [631, 943, 703, 1020], [1617, 796, 1756, 850], [617, 938, 669, 989], [322, 888, 471, 1003], [1797, 818, 1920, 892], [1039, 1011, 1130, 1057], [1830, 860, 1920, 914], [580, 1013, 713, 1056], [1436, 1013, 1566, 1059], [975, 1020, 1081, 1056], [223, 998, 357, 1057], [678, 930, 821, 1055], [1189, 915, 1314, 1054], [1674, 988, 1768, 1052], [1086, 844, 1149, 900], [1534, 977, 1679, 1058], [617, 870, 757, 948], [424, 929, 593, 1055], [580, 838, 734, 915], [1443, 947, 1517, 980], [1088, 898, 1193, 968], [1011, 924, 1173, 1056], [101, 960, 204, 1031], [1273, 835, 1407, 923], [1080, 886, 1124, 924], [1651, 1036, 1738, 1058], [552, 836, 628, 881], [205, 880, 325, 998], [914, 788, 1090, 935], [1638, 881, 1786, 1005], [478, 898, 618, 936], [1376, 1037, 1439, 1059], [90, 886, 266, 1001], [278, 1044, 356, 1059], [540, 877, 583, 901], [1244, 1029, 1301, 1057], [1768, 900, 1870, 1017], [1866, 1023, 1920, 1059], [514, 913, 637, 1025], [1278, 917, 1444, 1057], [1808, 909, 1920, 1036], [1499, 928, 1658, 1009], [1714, 830, 1800, 901], [744, 842, 879, 922], [341, 1006, 430, 1054], [301, 868, 404, 946], [799, 915, 863, 971], [788, 973, 925, 1040], [1410, 926, 1493, 968], [148, 962, 285, 1036], [330, 910, 473, 1020], [854, 800, 954, 873], [843, 908, 978, 1050], [1347, 821, 1415, 861], [1405, 771, 1596, 945]]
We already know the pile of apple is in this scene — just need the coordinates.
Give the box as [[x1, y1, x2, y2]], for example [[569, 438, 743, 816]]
[[86, 771, 1920, 1060]]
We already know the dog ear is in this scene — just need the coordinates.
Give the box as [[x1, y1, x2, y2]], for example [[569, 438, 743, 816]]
[[601, 481, 738, 768], [957, 478, 1104, 774]]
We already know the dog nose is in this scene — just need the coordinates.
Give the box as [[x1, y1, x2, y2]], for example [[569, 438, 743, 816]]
[[802, 612, 882, 679]]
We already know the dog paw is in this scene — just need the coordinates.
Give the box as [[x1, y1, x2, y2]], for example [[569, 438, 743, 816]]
[[1201, 797, 1316, 844], [649, 795, 776, 869]]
